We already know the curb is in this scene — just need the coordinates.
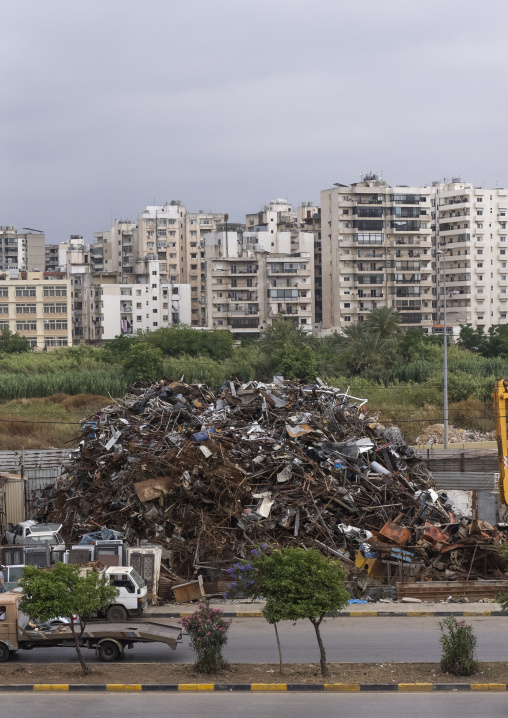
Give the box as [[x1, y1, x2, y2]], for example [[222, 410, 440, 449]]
[[146, 610, 503, 618], [0, 682, 506, 692]]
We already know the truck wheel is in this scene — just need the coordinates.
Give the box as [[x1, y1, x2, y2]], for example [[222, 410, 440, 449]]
[[0, 643, 10, 662], [98, 640, 121, 662], [106, 605, 128, 622]]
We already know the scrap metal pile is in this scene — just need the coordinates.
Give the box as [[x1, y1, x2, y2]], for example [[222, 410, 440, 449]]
[[36, 379, 506, 592]]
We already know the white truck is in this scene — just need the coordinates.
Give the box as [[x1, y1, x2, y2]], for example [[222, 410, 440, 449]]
[[2, 565, 147, 622], [103, 566, 148, 621], [5, 521, 64, 548]]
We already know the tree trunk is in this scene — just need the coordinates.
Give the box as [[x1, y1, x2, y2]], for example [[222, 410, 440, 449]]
[[310, 616, 328, 677], [273, 621, 283, 675], [70, 621, 89, 676]]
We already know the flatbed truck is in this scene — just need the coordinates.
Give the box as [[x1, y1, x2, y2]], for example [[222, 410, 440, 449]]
[[0, 591, 182, 662]]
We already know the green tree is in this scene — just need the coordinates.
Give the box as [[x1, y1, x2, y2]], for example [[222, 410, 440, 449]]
[[104, 334, 138, 358], [272, 344, 318, 382], [458, 324, 487, 354], [19, 563, 118, 675], [260, 316, 308, 356], [363, 306, 401, 339], [226, 548, 349, 677], [122, 342, 163, 381], [0, 327, 30, 354]]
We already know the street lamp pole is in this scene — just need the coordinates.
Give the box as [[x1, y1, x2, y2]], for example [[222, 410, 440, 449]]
[[438, 249, 449, 449]]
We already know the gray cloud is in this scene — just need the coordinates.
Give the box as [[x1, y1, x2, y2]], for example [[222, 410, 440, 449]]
[[1, 0, 508, 241]]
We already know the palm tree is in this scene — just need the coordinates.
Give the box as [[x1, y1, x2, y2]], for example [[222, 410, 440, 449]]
[[363, 306, 401, 339]]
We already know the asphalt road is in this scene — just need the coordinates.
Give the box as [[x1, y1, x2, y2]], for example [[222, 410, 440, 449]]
[[6, 616, 508, 664], [0, 694, 507, 718]]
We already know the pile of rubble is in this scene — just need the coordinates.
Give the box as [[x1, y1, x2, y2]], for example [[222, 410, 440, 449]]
[[36, 378, 506, 594], [415, 423, 495, 445]]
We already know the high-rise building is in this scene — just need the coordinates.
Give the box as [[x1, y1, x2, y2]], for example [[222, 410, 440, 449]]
[[136, 202, 224, 326], [205, 205, 315, 338], [433, 180, 508, 335], [0, 226, 45, 273], [320, 177, 434, 333]]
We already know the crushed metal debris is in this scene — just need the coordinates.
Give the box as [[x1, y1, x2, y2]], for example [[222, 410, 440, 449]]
[[35, 378, 506, 598]]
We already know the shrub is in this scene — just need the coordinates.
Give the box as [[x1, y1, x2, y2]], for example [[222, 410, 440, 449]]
[[439, 616, 478, 676], [180, 603, 231, 674]]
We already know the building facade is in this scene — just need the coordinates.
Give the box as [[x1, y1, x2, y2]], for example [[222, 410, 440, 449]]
[[434, 181, 508, 334], [0, 271, 71, 349], [0, 227, 45, 273], [205, 224, 314, 338], [320, 177, 434, 334], [88, 259, 191, 341]]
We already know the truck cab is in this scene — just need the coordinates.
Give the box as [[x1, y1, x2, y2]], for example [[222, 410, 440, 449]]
[[104, 566, 147, 621], [0, 593, 22, 659], [5, 521, 64, 549]]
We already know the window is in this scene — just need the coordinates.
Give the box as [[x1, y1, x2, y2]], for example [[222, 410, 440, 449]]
[[343, 276, 350, 281], [151, 283, 157, 288], [44, 320, 67, 331], [344, 316, 351, 322], [477, 249, 483, 255], [136, 315, 142, 321], [16, 321, 37, 331], [152, 270, 157, 275], [502, 237, 507, 242], [43, 303, 67, 314], [344, 303, 350, 308], [153, 322, 158, 327], [502, 250, 507, 255], [44, 338, 68, 347], [0, 304, 8, 314], [16, 303, 36, 314], [15, 286, 36, 297], [477, 263, 483, 268]]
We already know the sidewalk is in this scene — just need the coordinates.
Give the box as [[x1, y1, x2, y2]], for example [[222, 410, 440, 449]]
[[145, 600, 505, 618]]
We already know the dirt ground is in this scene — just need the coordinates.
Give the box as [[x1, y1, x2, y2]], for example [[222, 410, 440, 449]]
[[1, 662, 508, 684]]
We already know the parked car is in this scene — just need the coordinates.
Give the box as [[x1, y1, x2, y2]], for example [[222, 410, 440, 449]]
[[5, 521, 64, 548]]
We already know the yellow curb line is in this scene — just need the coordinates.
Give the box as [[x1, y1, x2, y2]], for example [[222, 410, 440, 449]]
[[106, 684, 142, 691], [349, 612, 379, 617], [33, 685, 69, 691], [404, 612, 434, 617], [324, 684, 361, 692], [178, 684, 215, 691], [463, 611, 492, 616], [398, 683, 433, 691], [251, 684, 287, 691], [471, 684, 506, 691], [236, 612, 264, 617]]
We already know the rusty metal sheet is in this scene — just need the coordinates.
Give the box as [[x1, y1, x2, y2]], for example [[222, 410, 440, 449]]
[[379, 522, 412, 546], [134, 476, 172, 502], [285, 424, 313, 439]]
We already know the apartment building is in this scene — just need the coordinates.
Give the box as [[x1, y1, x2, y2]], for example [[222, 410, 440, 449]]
[[92, 220, 136, 279], [205, 224, 314, 338], [88, 259, 191, 341], [320, 177, 434, 334], [0, 227, 45, 273], [433, 181, 508, 334], [0, 271, 71, 349], [136, 202, 224, 326]]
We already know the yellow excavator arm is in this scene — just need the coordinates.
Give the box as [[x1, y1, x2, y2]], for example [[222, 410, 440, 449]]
[[493, 378, 508, 504]]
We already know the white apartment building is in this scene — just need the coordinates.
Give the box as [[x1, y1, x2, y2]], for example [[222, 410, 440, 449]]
[[136, 202, 224, 326], [205, 225, 314, 338], [434, 181, 508, 333], [320, 177, 434, 334], [89, 259, 191, 341]]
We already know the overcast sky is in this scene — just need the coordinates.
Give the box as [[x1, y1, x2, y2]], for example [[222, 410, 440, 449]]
[[2, 0, 508, 243]]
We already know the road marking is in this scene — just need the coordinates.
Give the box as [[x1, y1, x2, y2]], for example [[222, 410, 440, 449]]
[[398, 683, 433, 691], [178, 684, 215, 691], [106, 684, 142, 691], [250, 684, 287, 691], [33, 685, 69, 691], [324, 684, 360, 692]]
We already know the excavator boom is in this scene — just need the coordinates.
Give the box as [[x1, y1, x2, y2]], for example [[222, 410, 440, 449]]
[[492, 378, 508, 504]]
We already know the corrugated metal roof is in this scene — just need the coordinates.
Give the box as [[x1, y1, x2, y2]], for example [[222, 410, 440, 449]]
[[432, 471, 497, 490]]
